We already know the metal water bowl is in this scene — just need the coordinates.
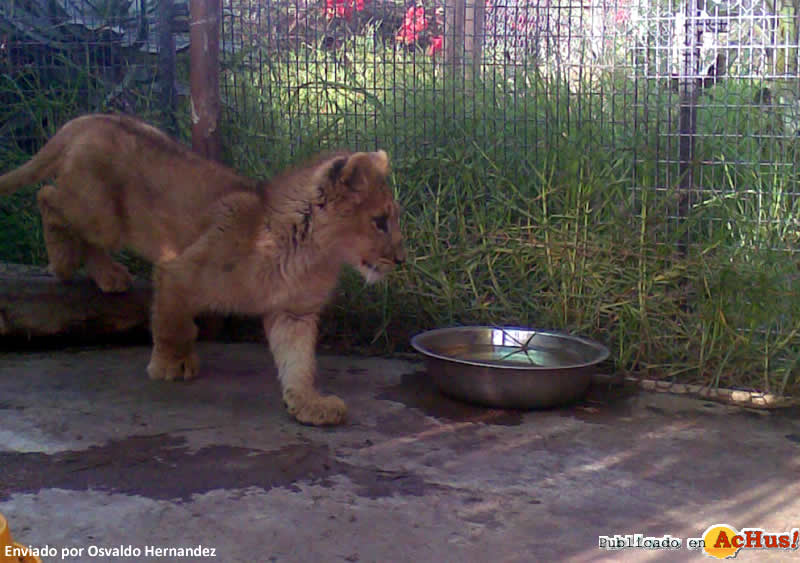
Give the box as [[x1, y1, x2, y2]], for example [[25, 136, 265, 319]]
[[410, 326, 610, 409]]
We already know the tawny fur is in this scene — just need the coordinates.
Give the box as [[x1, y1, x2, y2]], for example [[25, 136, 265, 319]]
[[0, 114, 260, 290], [0, 114, 406, 426]]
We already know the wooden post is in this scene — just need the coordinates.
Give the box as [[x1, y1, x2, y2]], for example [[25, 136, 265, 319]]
[[444, 0, 484, 80], [190, 0, 222, 162], [465, 0, 485, 77], [444, 0, 466, 68], [190, 0, 224, 341]]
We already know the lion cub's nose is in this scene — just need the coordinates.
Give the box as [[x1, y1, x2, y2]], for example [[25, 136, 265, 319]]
[[394, 247, 406, 265]]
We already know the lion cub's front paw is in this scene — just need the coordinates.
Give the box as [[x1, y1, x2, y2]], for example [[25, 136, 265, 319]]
[[284, 389, 348, 426], [147, 350, 199, 381]]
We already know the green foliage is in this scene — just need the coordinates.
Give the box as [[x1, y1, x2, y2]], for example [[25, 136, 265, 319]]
[[0, 37, 798, 396], [221, 38, 799, 394]]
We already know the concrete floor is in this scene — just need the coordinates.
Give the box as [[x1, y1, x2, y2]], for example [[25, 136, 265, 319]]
[[1, 342, 799, 562]]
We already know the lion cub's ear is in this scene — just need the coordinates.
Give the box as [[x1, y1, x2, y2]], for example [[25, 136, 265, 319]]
[[369, 150, 390, 176], [331, 150, 391, 201]]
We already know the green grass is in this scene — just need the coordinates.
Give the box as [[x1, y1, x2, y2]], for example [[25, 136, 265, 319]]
[[1, 39, 798, 397], [223, 39, 799, 395]]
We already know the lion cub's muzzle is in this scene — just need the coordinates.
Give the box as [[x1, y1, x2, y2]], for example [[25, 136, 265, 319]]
[[393, 244, 407, 266], [360, 242, 405, 284]]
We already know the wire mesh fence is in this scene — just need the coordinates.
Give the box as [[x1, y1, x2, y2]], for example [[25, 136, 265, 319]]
[[0, 0, 798, 389], [219, 0, 641, 162], [631, 1, 800, 245], [0, 1, 188, 154], [219, 0, 799, 263], [4, 2, 796, 201]]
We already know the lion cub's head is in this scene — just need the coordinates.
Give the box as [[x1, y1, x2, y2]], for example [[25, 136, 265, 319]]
[[318, 150, 405, 283]]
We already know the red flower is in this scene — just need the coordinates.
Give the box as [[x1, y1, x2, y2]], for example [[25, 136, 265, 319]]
[[326, 0, 365, 20], [396, 5, 428, 44], [408, 6, 427, 32], [427, 34, 443, 56]]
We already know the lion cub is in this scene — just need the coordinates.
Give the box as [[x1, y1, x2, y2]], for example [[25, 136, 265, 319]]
[[0, 114, 405, 426]]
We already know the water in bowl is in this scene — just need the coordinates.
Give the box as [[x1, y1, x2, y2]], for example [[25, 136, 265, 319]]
[[462, 344, 583, 367]]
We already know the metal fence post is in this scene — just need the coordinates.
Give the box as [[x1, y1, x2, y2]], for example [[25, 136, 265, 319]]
[[158, 0, 177, 133], [677, 0, 703, 255]]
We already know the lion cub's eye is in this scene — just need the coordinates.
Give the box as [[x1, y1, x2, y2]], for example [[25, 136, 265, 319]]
[[373, 214, 389, 233]]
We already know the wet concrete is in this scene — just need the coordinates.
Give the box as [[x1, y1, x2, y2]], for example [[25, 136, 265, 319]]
[[1, 342, 799, 562], [1, 438, 341, 501], [377, 370, 525, 426]]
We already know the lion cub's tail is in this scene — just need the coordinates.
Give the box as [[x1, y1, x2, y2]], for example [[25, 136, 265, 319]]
[[0, 132, 64, 196]]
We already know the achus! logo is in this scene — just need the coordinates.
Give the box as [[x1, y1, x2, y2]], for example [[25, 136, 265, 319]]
[[687, 524, 800, 559]]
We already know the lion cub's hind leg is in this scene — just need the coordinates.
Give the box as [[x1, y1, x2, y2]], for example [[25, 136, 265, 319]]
[[37, 184, 86, 283], [37, 182, 133, 293], [85, 247, 134, 293]]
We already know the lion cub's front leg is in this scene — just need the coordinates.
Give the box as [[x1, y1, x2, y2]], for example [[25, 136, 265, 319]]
[[264, 312, 347, 426], [147, 267, 199, 381]]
